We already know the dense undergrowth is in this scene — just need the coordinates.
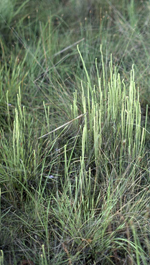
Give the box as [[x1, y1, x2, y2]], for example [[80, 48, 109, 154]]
[[0, 0, 150, 264]]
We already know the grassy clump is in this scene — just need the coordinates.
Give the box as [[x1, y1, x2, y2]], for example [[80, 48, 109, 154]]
[[0, 0, 150, 264]]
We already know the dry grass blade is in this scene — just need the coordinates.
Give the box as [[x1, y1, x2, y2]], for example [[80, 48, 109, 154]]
[[38, 113, 87, 139], [54, 38, 85, 57]]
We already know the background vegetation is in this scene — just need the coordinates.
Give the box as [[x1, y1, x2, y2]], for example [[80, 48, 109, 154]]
[[0, 0, 150, 264]]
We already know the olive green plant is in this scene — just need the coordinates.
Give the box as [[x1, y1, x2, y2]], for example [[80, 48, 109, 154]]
[[1, 1, 150, 264], [47, 47, 149, 264]]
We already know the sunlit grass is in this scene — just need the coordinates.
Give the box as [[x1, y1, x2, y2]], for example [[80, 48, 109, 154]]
[[0, 0, 150, 264], [0, 250, 4, 265]]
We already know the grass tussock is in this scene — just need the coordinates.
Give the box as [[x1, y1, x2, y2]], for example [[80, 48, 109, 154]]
[[0, 0, 150, 264]]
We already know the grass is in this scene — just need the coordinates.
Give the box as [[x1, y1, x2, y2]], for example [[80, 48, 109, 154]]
[[0, 0, 150, 264]]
